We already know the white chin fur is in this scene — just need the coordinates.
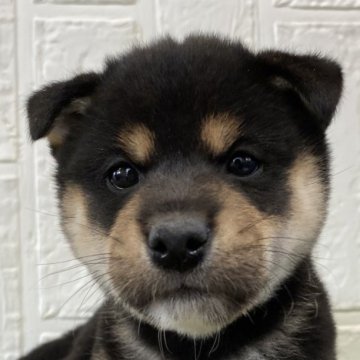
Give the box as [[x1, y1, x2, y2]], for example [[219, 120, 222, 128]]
[[144, 297, 236, 339]]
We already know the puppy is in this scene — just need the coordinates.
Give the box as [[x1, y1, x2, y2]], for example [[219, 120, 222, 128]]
[[22, 35, 342, 360]]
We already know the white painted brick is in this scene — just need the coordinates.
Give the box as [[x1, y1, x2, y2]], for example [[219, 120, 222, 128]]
[[336, 312, 360, 359], [275, 23, 360, 310], [0, 11, 17, 161], [156, 0, 257, 46], [0, 0, 14, 21], [274, 0, 360, 8], [34, 17, 141, 84], [34, 0, 135, 4], [338, 329, 360, 360], [0, 176, 21, 360]]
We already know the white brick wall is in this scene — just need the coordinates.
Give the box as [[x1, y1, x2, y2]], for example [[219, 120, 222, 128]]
[[0, 0, 359, 358]]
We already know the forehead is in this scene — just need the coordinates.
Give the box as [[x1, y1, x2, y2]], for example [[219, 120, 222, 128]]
[[85, 39, 309, 160], [115, 114, 242, 164], [88, 104, 302, 166]]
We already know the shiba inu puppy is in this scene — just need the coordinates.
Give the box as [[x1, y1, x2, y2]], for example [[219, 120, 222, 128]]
[[22, 35, 342, 360]]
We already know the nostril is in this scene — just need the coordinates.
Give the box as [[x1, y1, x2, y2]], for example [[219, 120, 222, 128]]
[[148, 220, 210, 272], [186, 236, 206, 254], [151, 238, 168, 257]]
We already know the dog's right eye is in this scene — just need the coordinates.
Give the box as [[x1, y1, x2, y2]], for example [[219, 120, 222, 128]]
[[107, 162, 139, 190]]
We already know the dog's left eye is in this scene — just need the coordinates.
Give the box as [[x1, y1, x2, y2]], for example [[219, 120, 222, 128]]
[[108, 163, 139, 189], [227, 153, 260, 177]]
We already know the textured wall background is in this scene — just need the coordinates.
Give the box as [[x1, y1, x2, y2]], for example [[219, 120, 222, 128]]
[[0, 0, 359, 358]]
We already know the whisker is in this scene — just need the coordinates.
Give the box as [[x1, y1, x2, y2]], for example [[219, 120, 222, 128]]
[[237, 214, 274, 235], [77, 275, 108, 314], [25, 207, 124, 246], [158, 330, 165, 359], [193, 339, 197, 360], [208, 331, 221, 356], [37, 252, 112, 266], [163, 331, 172, 354], [197, 339, 203, 360], [56, 272, 108, 314], [39, 272, 95, 289], [39, 260, 110, 281], [61, 216, 124, 245]]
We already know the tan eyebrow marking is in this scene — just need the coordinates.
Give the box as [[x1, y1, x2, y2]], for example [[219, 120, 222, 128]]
[[117, 124, 155, 164], [201, 113, 242, 156]]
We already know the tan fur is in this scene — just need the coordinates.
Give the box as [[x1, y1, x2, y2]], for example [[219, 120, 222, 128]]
[[107, 193, 156, 303], [283, 152, 327, 256], [201, 113, 241, 156], [207, 183, 279, 313], [117, 124, 155, 164], [109, 193, 147, 264], [263, 153, 327, 302], [61, 184, 94, 257], [284, 154, 325, 249], [47, 97, 90, 147], [213, 184, 276, 251], [60, 184, 110, 285], [288, 154, 326, 238], [47, 120, 69, 147]]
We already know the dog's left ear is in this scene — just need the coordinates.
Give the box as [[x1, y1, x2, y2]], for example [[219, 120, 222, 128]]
[[258, 51, 343, 130], [27, 72, 101, 146]]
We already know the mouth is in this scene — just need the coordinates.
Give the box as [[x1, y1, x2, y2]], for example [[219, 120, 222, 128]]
[[109, 259, 263, 338], [142, 286, 240, 338]]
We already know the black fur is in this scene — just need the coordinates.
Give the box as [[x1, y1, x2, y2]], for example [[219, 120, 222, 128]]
[[23, 35, 342, 360]]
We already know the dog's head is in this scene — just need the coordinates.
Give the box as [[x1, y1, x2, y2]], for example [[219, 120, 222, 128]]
[[27, 36, 342, 338]]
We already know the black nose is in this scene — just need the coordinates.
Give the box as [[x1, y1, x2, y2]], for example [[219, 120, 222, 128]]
[[148, 217, 209, 272]]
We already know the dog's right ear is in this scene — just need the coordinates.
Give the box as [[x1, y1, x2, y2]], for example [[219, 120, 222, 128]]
[[27, 72, 101, 146]]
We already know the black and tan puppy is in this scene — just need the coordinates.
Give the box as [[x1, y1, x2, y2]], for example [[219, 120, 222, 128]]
[[23, 35, 342, 360]]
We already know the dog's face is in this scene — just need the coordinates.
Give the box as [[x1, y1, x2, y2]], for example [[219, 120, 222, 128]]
[[27, 36, 342, 338]]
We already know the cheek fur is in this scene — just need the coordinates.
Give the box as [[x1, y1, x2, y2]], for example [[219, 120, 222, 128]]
[[206, 183, 279, 302], [60, 183, 111, 286], [207, 153, 327, 308], [265, 153, 328, 290], [109, 193, 146, 262], [60, 184, 156, 304], [107, 192, 162, 305]]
